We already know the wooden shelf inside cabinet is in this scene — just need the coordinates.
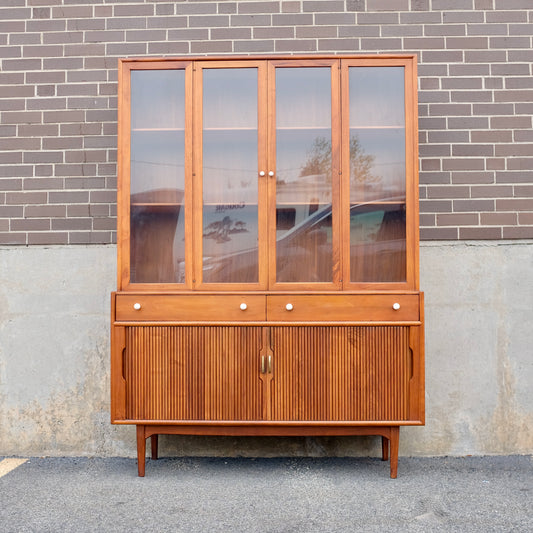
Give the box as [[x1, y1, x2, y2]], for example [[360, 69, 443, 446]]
[[349, 125, 405, 130], [132, 128, 186, 132], [114, 55, 423, 478]]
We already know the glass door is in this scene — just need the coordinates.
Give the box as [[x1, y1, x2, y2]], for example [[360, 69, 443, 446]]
[[193, 61, 268, 288], [268, 60, 341, 289], [124, 62, 192, 286], [341, 59, 415, 288]]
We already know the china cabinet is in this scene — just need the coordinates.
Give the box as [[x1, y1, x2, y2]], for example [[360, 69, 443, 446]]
[[111, 55, 424, 477]]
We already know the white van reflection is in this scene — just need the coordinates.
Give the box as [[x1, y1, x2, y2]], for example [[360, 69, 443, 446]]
[[200, 201, 406, 284]]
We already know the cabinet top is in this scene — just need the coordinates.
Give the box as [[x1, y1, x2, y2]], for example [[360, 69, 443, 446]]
[[119, 54, 418, 64]]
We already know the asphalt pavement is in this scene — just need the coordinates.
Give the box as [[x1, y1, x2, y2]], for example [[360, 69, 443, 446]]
[[0, 455, 532, 532]]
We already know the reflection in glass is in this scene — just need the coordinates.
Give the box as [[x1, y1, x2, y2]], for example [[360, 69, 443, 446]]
[[130, 70, 185, 283], [275, 67, 333, 283], [349, 204, 406, 282], [131, 205, 184, 283], [349, 67, 406, 203], [349, 67, 406, 282], [348, 67, 405, 128], [202, 69, 259, 283]]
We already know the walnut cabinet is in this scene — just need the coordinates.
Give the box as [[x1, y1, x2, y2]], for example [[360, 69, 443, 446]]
[[112, 55, 424, 477]]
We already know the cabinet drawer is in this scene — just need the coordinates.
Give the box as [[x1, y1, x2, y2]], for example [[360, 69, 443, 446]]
[[266, 294, 420, 322], [115, 294, 266, 322]]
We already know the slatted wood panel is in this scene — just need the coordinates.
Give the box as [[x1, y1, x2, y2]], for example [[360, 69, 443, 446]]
[[125, 326, 263, 421], [270, 326, 410, 421]]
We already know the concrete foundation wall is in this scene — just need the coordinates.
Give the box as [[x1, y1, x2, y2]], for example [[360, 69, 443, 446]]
[[1, 242, 532, 458]]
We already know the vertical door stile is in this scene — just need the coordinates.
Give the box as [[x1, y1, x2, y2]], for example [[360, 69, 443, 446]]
[[192, 64, 203, 289], [331, 60, 342, 288], [266, 61, 277, 289], [406, 59, 420, 291], [117, 61, 131, 290], [257, 63, 269, 288], [339, 61, 351, 291], [184, 63, 195, 289]]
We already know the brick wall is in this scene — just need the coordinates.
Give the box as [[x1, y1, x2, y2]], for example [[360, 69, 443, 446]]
[[0, 0, 532, 244]]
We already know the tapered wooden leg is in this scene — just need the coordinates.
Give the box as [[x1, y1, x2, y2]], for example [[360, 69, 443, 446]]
[[381, 436, 389, 461], [389, 426, 400, 479], [151, 434, 158, 460], [136, 425, 146, 477]]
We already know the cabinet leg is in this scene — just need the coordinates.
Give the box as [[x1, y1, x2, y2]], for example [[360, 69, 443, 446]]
[[381, 436, 389, 461], [389, 426, 399, 479], [151, 434, 159, 460], [136, 425, 146, 477]]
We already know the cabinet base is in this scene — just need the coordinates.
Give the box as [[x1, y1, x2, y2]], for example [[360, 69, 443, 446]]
[[135, 424, 400, 478]]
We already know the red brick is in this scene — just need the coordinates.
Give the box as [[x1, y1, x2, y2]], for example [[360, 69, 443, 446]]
[[427, 185, 470, 199], [0, 232, 26, 244], [478, 186, 514, 203], [28, 232, 68, 244], [437, 213, 479, 226], [502, 226, 533, 239], [69, 231, 112, 244], [496, 199, 533, 211], [480, 213, 518, 226], [420, 227, 458, 240], [459, 227, 502, 239], [453, 199, 495, 212], [11, 218, 50, 231], [518, 213, 533, 225], [241, 1, 282, 13], [451, 172, 494, 185], [514, 186, 533, 197]]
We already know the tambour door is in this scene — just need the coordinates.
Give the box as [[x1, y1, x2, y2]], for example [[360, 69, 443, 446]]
[[269, 326, 412, 422], [124, 326, 264, 421]]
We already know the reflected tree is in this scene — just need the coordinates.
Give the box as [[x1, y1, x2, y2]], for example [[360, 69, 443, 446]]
[[299, 136, 380, 187], [204, 216, 248, 243]]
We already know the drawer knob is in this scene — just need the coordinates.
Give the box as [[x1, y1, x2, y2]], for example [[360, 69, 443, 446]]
[[259, 171, 265, 177], [285, 303, 294, 311], [392, 302, 401, 310], [133, 302, 142, 310], [240, 303, 247, 311], [268, 171, 275, 177]]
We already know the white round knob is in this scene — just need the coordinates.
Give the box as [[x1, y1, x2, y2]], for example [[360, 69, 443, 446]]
[[240, 303, 247, 311], [259, 171, 265, 176], [133, 302, 141, 310], [268, 171, 274, 177], [285, 303, 293, 311], [392, 302, 400, 310]]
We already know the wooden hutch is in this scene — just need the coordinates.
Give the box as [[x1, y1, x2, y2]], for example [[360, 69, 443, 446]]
[[111, 55, 424, 477]]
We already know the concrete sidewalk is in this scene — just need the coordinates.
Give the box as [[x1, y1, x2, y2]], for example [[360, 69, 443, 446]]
[[0, 455, 531, 532]]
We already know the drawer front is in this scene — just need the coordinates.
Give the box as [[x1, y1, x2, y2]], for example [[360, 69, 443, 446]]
[[266, 294, 420, 322], [115, 294, 266, 322]]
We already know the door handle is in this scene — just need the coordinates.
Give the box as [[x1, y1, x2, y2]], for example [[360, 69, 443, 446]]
[[261, 355, 273, 374]]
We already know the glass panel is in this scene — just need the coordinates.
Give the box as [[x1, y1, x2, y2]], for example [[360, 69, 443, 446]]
[[348, 67, 406, 282], [349, 204, 406, 282], [348, 67, 406, 202], [130, 69, 186, 283], [202, 68, 259, 284], [275, 67, 333, 283]]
